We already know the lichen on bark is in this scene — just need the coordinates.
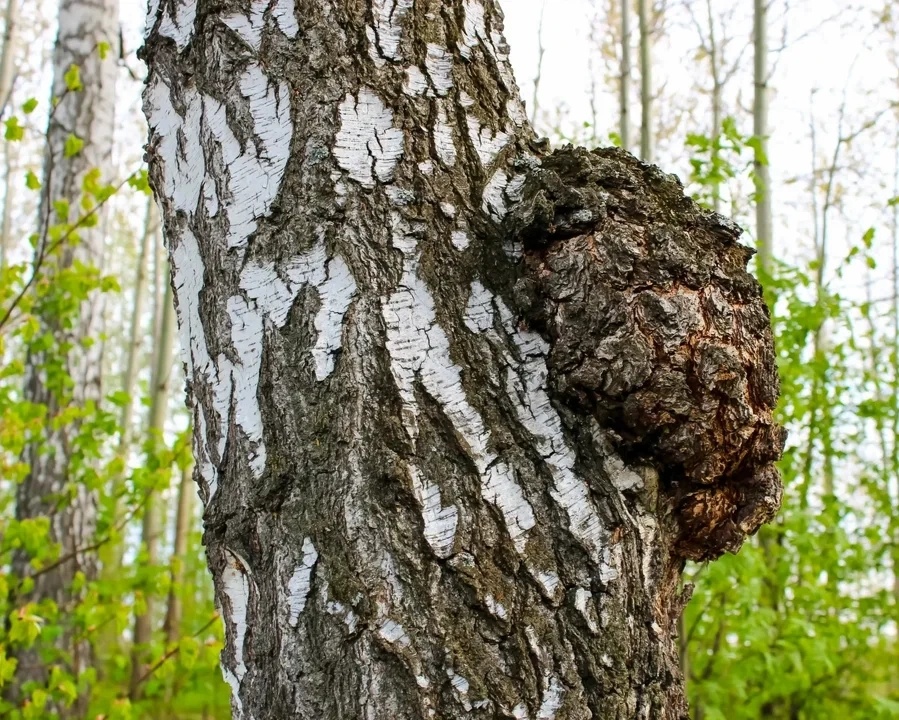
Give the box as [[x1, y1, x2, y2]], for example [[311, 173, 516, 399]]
[[506, 145, 786, 562]]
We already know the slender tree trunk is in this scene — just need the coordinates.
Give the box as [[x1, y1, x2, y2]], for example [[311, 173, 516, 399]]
[[637, 0, 653, 161], [163, 461, 195, 645], [620, 0, 632, 150], [753, 0, 772, 273], [129, 267, 177, 699], [13, 0, 117, 704], [118, 198, 157, 460], [529, 0, 546, 127], [0, 0, 19, 269], [143, 2, 783, 718], [890, 128, 899, 685], [0, 0, 19, 112], [0, 138, 14, 268], [704, 0, 722, 214]]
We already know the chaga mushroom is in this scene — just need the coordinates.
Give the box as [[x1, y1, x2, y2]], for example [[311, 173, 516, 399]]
[[507, 145, 787, 561]]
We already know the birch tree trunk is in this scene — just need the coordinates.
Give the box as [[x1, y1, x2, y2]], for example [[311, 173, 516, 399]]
[[637, 0, 653, 162], [129, 267, 177, 698], [143, 2, 784, 718], [753, 0, 772, 272], [13, 0, 117, 699], [620, 0, 632, 151]]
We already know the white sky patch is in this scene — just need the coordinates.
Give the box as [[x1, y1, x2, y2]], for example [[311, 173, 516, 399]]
[[220, 550, 253, 717], [434, 104, 457, 166], [371, 0, 413, 59], [311, 256, 358, 380], [408, 465, 458, 558], [425, 43, 453, 95], [287, 538, 319, 626], [157, 0, 197, 50], [537, 676, 565, 720], [467, 115, 510, 166], [225, 296, 267, 478], [334, 88, 405, 188], [512, 703, 529, 719]]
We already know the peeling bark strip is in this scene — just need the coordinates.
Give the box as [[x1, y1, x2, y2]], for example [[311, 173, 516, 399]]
[[143, 2, 782, 719]]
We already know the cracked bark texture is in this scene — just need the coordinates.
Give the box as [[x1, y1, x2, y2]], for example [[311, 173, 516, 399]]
[[13, 0, 117, 705], [142, 1, 783, 719]]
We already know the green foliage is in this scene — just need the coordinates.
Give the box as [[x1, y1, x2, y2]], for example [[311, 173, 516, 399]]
[[63, 64, 82, 92], [0, 71, 228, 718], [684, 129, 899, 719]]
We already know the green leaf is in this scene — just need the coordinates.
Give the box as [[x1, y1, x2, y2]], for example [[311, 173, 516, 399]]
[[98, 41, 111, 60], [861, 227, 875, 248], [63, 63, 82, 91], [53, 199, 70, 222], [21, 97, 38, 114], [25, 171, 41, 190], [64, 133, 84, 157], [4, 116, 24, 141]]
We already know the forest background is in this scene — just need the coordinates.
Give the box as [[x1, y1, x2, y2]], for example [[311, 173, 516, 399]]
[[0, 0, 897, 718]]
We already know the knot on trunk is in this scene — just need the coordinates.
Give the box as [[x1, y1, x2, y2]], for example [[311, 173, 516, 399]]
[[507, 145, 786, 561]]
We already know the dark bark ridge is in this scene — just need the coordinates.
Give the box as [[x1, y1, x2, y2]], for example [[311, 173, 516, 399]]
[[505, 145, 786, 562]]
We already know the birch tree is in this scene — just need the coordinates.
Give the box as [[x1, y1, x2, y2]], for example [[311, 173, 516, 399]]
[[142, 1, 784, 717], [638, 0, 653, 161], [12, 0, 117, 698], [753, 0, 772, 273]]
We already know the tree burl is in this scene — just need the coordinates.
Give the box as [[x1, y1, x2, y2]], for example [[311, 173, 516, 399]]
[[509, 145, 787, 562]]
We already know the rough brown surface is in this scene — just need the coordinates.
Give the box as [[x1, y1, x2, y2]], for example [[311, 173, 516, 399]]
[[509, 145, 786, 561]]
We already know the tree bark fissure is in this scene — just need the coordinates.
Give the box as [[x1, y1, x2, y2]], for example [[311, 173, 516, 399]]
[[142, 2, 783, 718]]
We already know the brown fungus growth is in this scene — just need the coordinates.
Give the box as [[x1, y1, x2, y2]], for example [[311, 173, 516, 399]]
[[506, 145, 787, 561]]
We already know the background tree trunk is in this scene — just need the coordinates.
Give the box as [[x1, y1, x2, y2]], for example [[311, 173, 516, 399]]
[[620, 0, 632, 150], [13, 0, 117, 700], [143, 1, 783, 718], [753, 0, 772, 273], [638, 0, 653, 161]]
